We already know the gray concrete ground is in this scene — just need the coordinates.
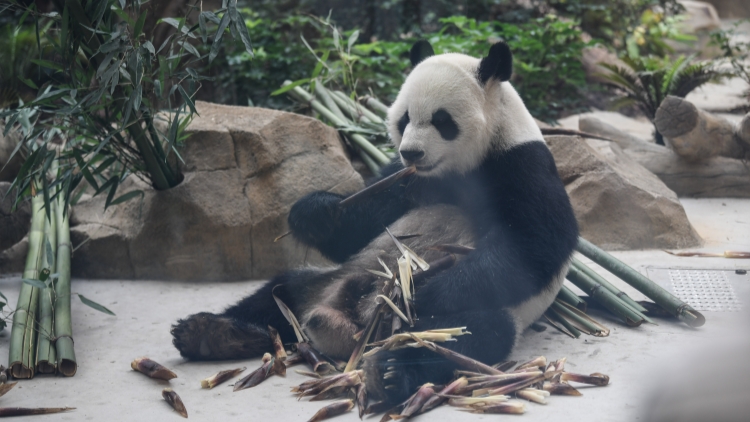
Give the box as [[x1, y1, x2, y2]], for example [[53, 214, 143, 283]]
[[0, 198, 748, 421]]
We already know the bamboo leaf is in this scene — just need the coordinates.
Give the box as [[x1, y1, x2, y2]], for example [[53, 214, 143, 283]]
[[45, 238, 54, 268], [271, 78, 310, 96], [109, 189, 144, 206], [22, 278, 46, 289], [78, 294, 116, 316], [347, 30, 359, 53], [104, 178, 120, 209], [133, 11, 147, 40], [209, 12, 231, 63], [230, 7, 253, 56], [177, 85, 196, 114]]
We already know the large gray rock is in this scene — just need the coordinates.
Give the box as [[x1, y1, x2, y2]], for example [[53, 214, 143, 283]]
[[546, 135, 702, 250], [70, 102, 364, 280], [580, 116, 750, 197]]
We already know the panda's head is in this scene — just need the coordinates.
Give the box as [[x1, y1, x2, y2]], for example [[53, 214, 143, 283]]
[[387, 41, 542, 177]]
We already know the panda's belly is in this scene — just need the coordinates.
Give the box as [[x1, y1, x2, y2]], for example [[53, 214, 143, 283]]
[[509, 261, 569, 338]]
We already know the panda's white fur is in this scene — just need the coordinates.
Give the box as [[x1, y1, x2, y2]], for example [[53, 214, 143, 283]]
[[388, 53, 543, 177], [172, 40, 579, 407]]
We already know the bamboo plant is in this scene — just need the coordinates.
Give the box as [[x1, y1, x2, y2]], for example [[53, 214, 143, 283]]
[[36, 197, 57, 374], [9, 183, 44, 379], [54, 185, 76, 376]]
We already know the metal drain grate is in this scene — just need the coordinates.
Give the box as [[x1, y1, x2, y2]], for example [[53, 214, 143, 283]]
[[668, 270, 742, 312]]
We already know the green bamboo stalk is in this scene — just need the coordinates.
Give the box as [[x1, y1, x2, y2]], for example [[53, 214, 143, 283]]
[[36, 198, 57, 374], [9, 187, 45, 379], [355, 145, 381, 175], [313, 83, 348, 122], [556, 284, 587, 311], [327, 90, 373, 124], [546, 309, 581, 338], [571, 258, 648, 313], [332, 90, 386, 126], [361, 95, 390, 117], [576, 237, 705, 327], [571, 259, 655, 324], [54, 190, 77, 376], [566, 265, 645, 327], [550, 300, 608, 336], [283, 81, 391, 166]]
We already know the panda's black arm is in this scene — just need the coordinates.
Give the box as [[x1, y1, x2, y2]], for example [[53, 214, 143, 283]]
[[288, 160, 415, 263]]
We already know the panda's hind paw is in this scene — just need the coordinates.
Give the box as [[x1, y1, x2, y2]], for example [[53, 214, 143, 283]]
[[171, 312, 271, 361], [363, 349, 427, 405]]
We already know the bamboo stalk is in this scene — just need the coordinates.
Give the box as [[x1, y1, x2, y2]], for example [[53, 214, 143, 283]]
[[571, 258, 648, 313], [576, 237, 705, 327], [54, 190, 77, 376], [361, 96, 390, 117], [282, 81, 391, 166], [313, 83, 348, 122], [550, 300, 609, 337], [332, 90, 385, 125], [566, 265, 644, 327], [36, 198, 57, 374], [556, 285, 587, 311], [9, 186, 44, 379], [326, 89, 372, 124], [545, 310, 581, 338]]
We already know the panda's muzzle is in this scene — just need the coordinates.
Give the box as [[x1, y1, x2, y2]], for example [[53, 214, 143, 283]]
[[399, 149, 424, 164]]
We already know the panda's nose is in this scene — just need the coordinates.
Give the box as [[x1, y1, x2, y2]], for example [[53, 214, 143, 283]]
[[400, 149, 424, 163]]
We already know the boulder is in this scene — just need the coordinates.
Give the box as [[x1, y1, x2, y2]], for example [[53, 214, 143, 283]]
[[703, 0, 750, 19], [678, 1, 721, 33], [70, 102, 364, 280], [546, 135, 702, 250], [0, 182, 30, 252], [579, 116, 750, 197]]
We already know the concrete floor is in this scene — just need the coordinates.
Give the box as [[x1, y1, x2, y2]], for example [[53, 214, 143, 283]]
[[0, 198, 748, 421]]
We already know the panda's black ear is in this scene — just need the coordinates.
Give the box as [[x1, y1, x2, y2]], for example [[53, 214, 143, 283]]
[[409, 40, 435, 67], [477, 42, 513, 84]]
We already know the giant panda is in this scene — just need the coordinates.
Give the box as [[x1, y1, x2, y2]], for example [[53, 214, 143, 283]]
[[171, 40, 579, 404]]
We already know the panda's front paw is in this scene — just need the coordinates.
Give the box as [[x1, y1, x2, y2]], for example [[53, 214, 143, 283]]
[[288, 191, 343, 247], [363, 349, 422, 405]]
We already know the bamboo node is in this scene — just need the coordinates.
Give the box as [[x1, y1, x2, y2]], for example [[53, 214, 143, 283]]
[[52, 334, 75, 344]]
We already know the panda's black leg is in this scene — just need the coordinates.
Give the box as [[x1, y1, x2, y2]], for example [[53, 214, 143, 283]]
[[364, 308, 517, 404], [171, 268, 328, 360]]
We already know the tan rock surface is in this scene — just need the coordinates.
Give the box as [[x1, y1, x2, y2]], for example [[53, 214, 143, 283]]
[[547, 135, 702, 250], [70, 102, 363, 280]]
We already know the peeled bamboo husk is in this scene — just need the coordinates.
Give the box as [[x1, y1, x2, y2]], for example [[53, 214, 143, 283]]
[[9, 187, 45, 379], [36, 199, 58, 374], [576, 237, 705, 327], [54, 192, 76, 376]]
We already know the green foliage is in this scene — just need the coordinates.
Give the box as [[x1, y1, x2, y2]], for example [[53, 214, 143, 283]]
[[1, 0, 253, 213], [599, 55, 732, 143], [213, 12, 325, 108], [548, 0, 688, 57], [288, 15, 592, 122], [710, 21, 750, 101]]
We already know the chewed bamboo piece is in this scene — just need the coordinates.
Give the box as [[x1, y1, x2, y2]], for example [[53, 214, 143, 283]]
[[234, 353, 285, 391], [297, 343, 335, 375], [162, 388, 188, 418], [339, 166, 416, 207], [0, 382, 18, 398], [307, 399, 354, 422], [560, 372, 610, 386], [201, 367, 246, 389], [268, 326, 288, 361], [131, 357, 177, 380], [665, 250, 750, 258], [0, 407, 76, 416]]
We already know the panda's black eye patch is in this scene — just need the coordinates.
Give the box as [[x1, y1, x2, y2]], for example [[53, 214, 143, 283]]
[[431, 109, 459, 141], [397, 111, 410, 136]]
